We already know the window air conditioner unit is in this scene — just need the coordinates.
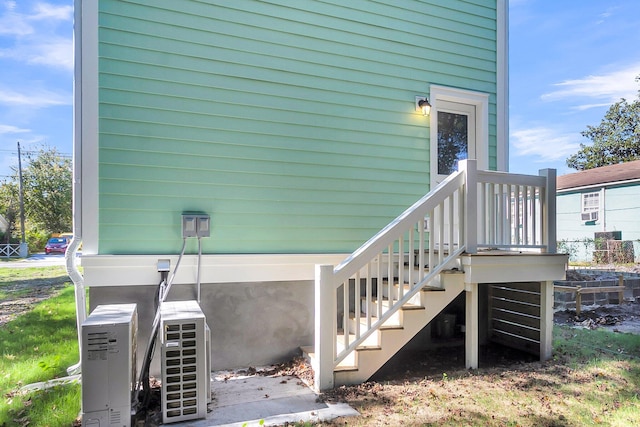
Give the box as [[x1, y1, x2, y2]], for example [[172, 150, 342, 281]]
[[160, 300, 209, 423], [81, 304, 137, 427], [581, 211, 598, 222]]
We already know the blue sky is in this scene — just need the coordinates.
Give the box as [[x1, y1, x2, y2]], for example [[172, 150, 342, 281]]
[[0, 0, 639, 179], [509, 0, 640, 175]]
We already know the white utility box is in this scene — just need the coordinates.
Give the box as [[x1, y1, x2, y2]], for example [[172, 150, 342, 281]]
[[81, 303, 137, 427]]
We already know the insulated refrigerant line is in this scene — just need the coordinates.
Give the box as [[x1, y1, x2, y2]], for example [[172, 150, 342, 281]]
[[134, 238, 187, 409]]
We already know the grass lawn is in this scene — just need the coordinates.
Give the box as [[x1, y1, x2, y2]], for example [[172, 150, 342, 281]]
[[315, 323, 640, 426], [0, 267, 81, 427]]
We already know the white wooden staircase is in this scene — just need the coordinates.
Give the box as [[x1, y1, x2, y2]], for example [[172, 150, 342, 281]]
[[314, 269, 465, 386], [305, 160, 566, 391]]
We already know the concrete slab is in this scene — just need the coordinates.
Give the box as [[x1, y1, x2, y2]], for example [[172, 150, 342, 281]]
[[170, 372, 359, 427]]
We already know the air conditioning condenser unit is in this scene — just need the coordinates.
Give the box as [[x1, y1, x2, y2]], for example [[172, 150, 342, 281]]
[[160, 300, 209, 423], [81, 303, 137, 427]]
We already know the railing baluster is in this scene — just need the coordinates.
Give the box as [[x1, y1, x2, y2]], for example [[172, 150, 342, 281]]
[[377, 253, 383, 319], [448, 194, 454, 259], [438, 203, 444, 265], [531, 186, 538, 246], [343, 280, 349, 350], [490, 183, 496, 244], [507, 184, 516, 245], [418, 218, 425, 281], [355, 271, 361, 340], [386, 244, 392, 315], [497, 184, 504, 245], [479, 183, 486, 244], [458, 186, 464, 251], [428, 211, 434, 271], [398, 236, 404, 299], [514, 185, 520, 245], [366, 263, 372, 330], [522, 185, 531, 245], [408, 228, 414, 288]]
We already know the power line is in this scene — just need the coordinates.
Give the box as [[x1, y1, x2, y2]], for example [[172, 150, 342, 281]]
[[0, 148, 72, 157]]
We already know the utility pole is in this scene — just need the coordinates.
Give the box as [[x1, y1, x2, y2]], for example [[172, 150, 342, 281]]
[[17, 142, 27, 256]]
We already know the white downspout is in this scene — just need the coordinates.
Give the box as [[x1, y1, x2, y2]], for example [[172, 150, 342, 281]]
[[65, 238, 85, 374], [66, 0, 87, 375]]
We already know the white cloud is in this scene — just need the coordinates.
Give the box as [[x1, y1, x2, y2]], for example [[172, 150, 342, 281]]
[[511, 127, 583, 162], [31, 2, 72, 21], [0, 1, 73, 69], [25, 36, 72, 69], [596, 6, 620, 25], [0, 86, 70, 107], [0, 8, 33, 36], [541, 63, 640, 109], [0, 124, 30, 134]]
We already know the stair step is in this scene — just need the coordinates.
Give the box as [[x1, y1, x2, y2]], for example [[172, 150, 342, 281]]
[[300, 345, 361, 371], [360, 300, 425, 325], [337, 332, 381, 351], [348, 312, 403, 331], [383, 281, 445, 291]]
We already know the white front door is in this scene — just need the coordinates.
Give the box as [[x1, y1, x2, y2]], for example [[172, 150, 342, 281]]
[[429, 85, 489, 189], [427, 86, 489, 252], [432, 100, 476, 185]]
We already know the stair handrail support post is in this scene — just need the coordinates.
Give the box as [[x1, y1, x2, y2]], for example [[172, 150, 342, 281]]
[[539, 168, 557, 253], [460, 159, 477, 254], [315, 264, 336, 391]]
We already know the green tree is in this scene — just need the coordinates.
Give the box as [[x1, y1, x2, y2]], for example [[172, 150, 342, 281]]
[[0, 146, 72, 242], [21, 146, 72, 233], [0, 181, 20, 243], [566, 76, 640, 171]]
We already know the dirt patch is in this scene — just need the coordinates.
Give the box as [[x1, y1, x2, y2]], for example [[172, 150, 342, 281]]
[[554, 301, 640, 334], [0, 277, 69, 326]]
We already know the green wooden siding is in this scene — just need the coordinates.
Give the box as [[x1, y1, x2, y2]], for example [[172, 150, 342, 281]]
[[96, 0, 499, 254]]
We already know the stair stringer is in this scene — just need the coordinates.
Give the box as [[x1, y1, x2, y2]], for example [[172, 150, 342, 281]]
[[334, 273, 465, 386]]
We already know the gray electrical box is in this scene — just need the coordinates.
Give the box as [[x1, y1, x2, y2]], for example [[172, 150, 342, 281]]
[[182, 214, 210, 238]]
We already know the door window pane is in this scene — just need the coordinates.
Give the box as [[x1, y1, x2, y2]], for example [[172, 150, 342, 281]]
[[437, 111, 468, 175]]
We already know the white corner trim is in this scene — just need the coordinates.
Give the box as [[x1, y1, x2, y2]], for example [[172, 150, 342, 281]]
[[77, 0, 99, 254], [497, 0, 509, 172], [81, 253, 351, 287]]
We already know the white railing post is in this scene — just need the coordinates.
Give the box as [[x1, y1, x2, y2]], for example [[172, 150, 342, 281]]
[[460, 160, 477, 253], [539, 168, 557, 253], [315, 264, 336, 391]]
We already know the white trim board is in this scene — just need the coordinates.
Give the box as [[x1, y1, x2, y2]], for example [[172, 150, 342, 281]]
[[75, 0, 99, 254], [497, 0, 509, 172], [82, 253, 351, 287]]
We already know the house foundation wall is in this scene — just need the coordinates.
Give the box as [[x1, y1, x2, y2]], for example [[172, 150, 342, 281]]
[[90, 280, 314, 376]]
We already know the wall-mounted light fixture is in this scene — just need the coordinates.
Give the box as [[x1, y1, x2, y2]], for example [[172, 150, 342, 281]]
[[415, 96, 431, 116]]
